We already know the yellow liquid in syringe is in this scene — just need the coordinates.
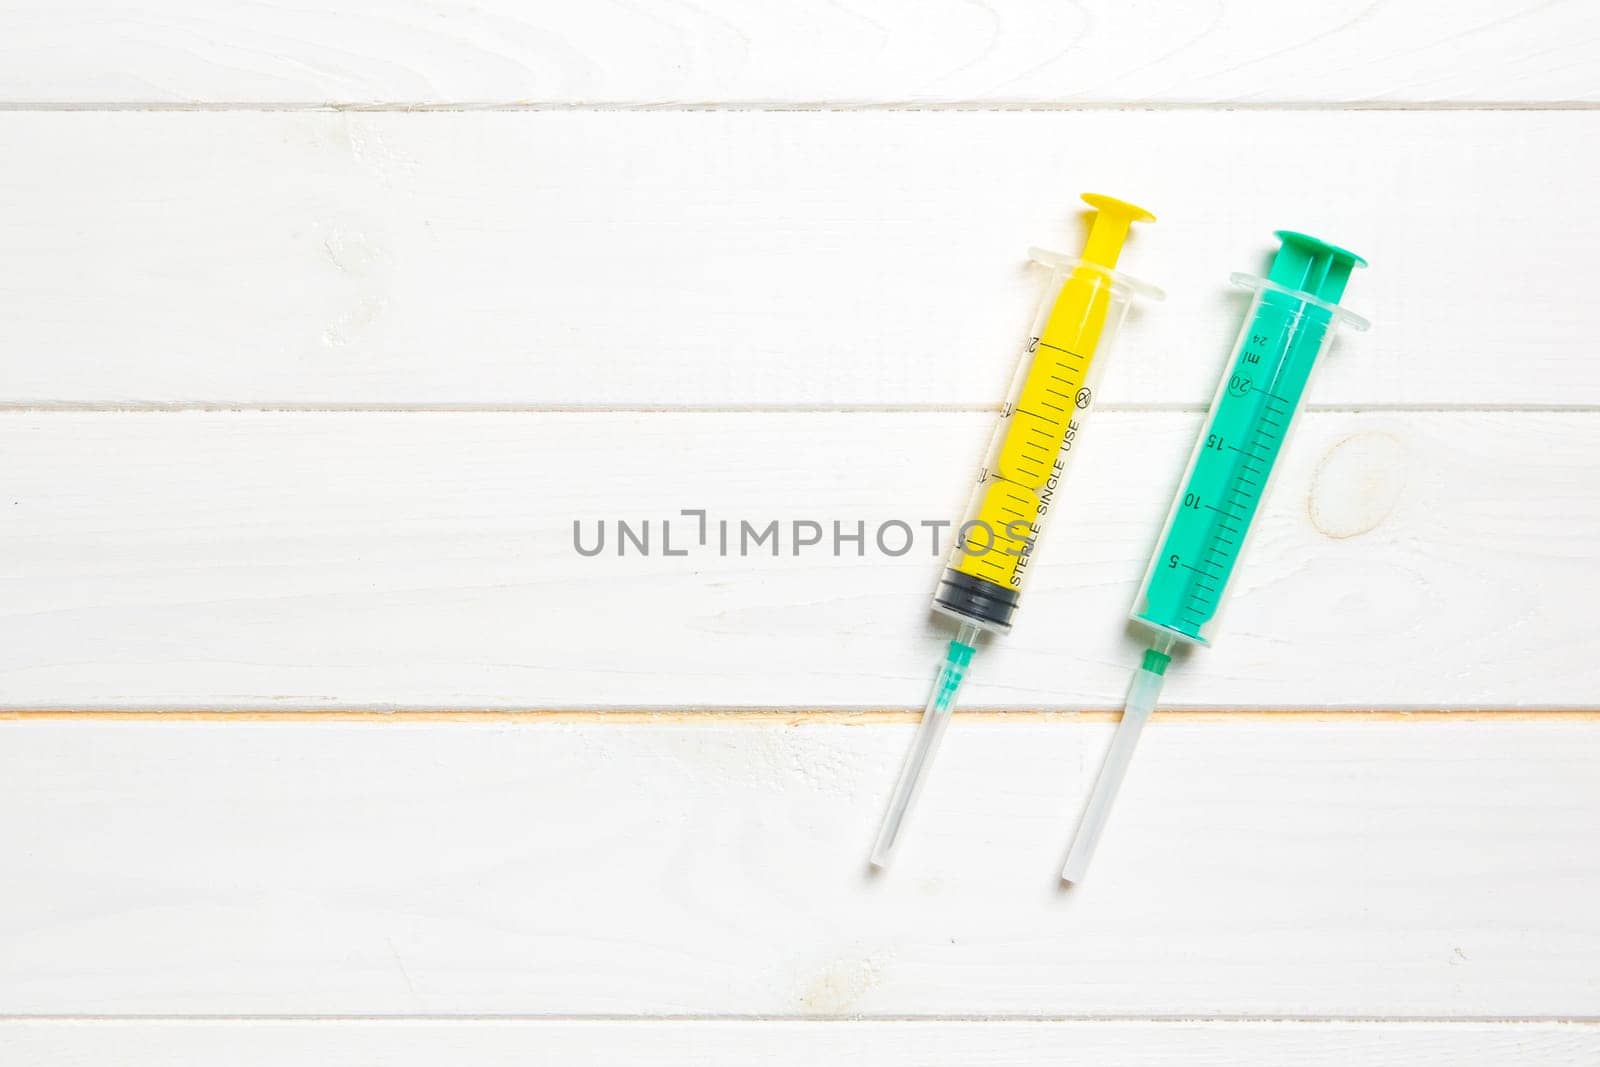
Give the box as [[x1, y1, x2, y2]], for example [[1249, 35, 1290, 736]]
[[931, 193, 1156, 633], [953, 266, 1114, 589]]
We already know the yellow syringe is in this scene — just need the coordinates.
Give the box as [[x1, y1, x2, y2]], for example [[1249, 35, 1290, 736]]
[[871, 193, 1160, 868]]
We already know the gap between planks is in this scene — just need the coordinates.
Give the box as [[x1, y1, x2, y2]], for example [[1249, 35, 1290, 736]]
[[3, 1013, 1600, 1024], [2, 708, 1597, 724], [2, 402, 1598, 414], [0, 102, 1597, 113]]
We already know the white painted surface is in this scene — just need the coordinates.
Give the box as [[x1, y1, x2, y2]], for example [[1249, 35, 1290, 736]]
[[1, 720, 1597, 1016], [0, 1, 1592, 105], [3, 1, 1599, 1057], [4, 1020, 1599, 1065], [1, 410, 1593, 709], [0, 110, 1595, 408]]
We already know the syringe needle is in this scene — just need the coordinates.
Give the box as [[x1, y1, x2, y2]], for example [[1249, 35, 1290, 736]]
[[869, 623, 980, 869], [1062, 643, 1172, 885]]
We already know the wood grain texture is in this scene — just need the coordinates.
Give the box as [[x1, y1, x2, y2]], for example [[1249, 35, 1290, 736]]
[[0, 110, 1595, 409], [0, 1, 1593, 106], [0, 409, 1593, 710], [3, 1020, 1599, 1065], [0, 718, 1596, 1016]]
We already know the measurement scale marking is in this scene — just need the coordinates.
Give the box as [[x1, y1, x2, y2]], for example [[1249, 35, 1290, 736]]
[[1037, 342, 1086, 361], [1172, 367, 1300, 621]]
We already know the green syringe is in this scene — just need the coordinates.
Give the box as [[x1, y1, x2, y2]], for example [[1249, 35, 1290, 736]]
[[1062, 231, 1369, 884]]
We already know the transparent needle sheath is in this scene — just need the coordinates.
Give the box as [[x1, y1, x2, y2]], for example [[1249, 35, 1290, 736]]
[[870, 193, 1161, 868], [1062, 231, 1369, 884]]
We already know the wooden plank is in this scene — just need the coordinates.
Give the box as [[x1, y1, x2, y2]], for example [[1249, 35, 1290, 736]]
[[0, 409, 1594, 710], [0, 110, 1595, 409], [3, 1020, 1598, 1065], [0, 1, 1592, 106], [0, 718, 1596, 1015]]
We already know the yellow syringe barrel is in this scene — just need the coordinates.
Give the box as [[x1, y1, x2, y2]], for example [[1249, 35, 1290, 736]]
[[933, 194, 1159, 633]]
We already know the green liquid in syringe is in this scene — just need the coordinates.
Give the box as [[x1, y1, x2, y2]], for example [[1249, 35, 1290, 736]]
[[1136, 290, 1335, 644]]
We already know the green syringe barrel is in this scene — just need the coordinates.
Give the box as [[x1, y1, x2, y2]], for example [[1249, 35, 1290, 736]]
[[1132, 233, 1368, 646]]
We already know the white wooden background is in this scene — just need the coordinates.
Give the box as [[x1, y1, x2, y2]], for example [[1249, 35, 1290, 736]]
[[2, 2, 1599, 1063]]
